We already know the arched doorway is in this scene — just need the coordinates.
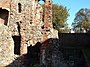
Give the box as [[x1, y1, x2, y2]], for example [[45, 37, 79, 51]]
[[38, 0, 45, 4]]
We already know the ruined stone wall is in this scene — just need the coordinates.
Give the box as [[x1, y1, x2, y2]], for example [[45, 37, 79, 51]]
[[0, 24, 15, 66], [59, 33, 90, 47], [8, 0, 44, 54], [9, 0, 30, 36], [40, 0, 59, 66], [0, 0, 59, 66], [40, 38, 68, 67]]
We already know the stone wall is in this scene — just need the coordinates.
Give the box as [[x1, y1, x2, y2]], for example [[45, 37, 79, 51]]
[[0, 24, 15, 66], [59, 33, 90, 47], [8, 0, 58, 55], [0, 0, 59, 66], [9, 0, 53, 55], [40, 38, 67, 67], [40, 33, 90, 67], [0, 0, 89, 67]]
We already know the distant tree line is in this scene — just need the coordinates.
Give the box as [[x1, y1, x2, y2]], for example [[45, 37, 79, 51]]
[[72, 8, 90, 33]]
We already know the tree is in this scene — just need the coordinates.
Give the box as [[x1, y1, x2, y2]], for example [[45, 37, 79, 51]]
[[52, 4, 69, 33], [72, 8, 90, 33]]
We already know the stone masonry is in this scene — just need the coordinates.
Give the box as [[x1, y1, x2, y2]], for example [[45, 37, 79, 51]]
[[0, 0, 87, 66], [7, 0, 58, 55], [0, 0, 59, 66]]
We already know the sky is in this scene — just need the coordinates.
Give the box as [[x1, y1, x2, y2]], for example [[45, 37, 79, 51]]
[[52, 0, 90, 28]]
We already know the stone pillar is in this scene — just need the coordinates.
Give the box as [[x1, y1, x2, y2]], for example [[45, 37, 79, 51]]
[[0, 18, 14, 66], [20, 21, 27, 55], [41, 0, 53, 66], [43, 0, 52, 41]]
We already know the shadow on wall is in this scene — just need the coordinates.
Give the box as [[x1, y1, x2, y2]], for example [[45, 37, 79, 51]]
[[6, 42, 42, 67], [5, 38, 59, 67], [5, 36, 89, 67], [59, 33, 90, 48], [27, 42, 42, 66]]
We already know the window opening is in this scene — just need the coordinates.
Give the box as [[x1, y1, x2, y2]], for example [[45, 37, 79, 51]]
[[18, 3, 21, 13]]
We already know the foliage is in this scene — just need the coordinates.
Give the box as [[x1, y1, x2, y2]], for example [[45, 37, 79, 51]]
[[58, 28, 70, 33], [72, 8, 90, 33], [52, 4, 69, 33]]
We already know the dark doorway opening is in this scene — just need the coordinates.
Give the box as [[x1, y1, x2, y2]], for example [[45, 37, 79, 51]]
[[27, 42, 42, 66], [0, 8, 9, 25], [12, 21, 21, 55], [12, 36, 21, 55]]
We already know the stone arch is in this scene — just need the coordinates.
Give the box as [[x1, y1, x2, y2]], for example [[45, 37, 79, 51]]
[[38, 0, 45, 2], [38, 0, 45, 4], [0, 8, 9, 25], [38, 0, 52, 3]]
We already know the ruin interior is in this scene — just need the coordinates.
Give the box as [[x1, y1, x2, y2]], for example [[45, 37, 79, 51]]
[[0, 0, 59, 66], [0, 0, 87, 67]]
